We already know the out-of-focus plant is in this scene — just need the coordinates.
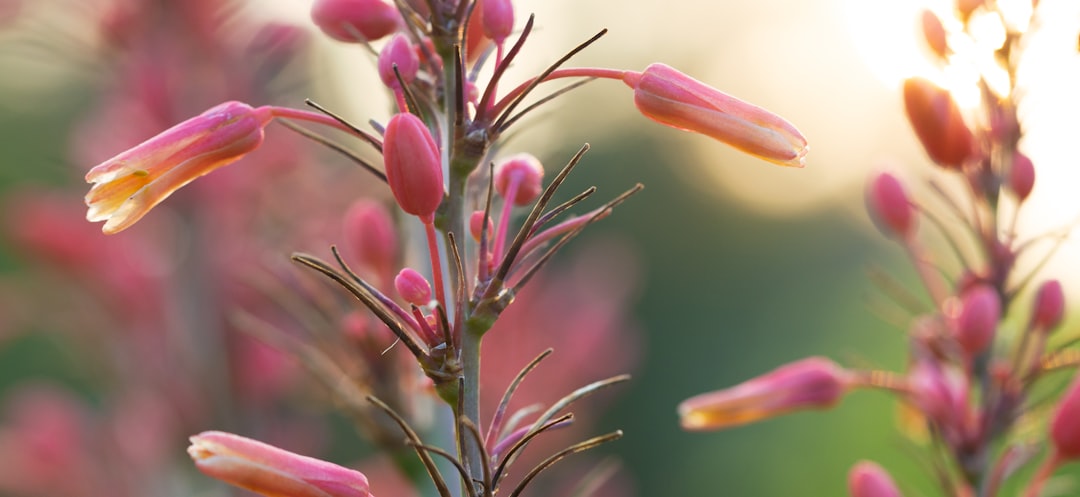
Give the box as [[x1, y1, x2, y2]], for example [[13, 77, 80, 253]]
[[679, 2, 1080, 496]]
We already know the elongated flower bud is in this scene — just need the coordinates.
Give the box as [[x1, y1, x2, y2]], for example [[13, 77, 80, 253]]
[[382, 113, 443, 223], [378, 33, 418, 90], [188, 431, 371, 497], [624, 63, 808, 167], [953, 285, 999, 356], [481, 0, 514, 42], [1008, 150, 1035, 201], [867, 172, 916, 239], [1031, 279, 1064, 332], [849, 461, 903, 497], [678, 357, 851, 430], [84, 101, 271, 234], [1052, 372, 1080, 459], [903, 78, 974, 169], [920, 10, 948, 60], [395, 267, 432, 306], [311, 0, 400, 43], [494, 154, 544, 206]]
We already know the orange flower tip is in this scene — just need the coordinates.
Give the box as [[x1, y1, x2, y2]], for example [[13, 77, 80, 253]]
[[84, 101, 269, 234], [627, 63, 809, 168], [677, 357, 850, 431]]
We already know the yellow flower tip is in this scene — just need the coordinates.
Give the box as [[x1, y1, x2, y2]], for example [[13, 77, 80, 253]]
[[84, 101, 270, 234]]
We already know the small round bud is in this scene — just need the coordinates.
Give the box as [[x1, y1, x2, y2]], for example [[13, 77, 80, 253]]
[[1032, 279, 1064, 332], [311, 0, 400, 43], [1008, 150, 1035, 201], [383, 113, 444, 222], [867, 172, 916, 238], [481, 0, 514, 42], [469, 210, 493, 241], [848, 461, 903, 497], [378, 34, 419, 90], [494, 154, 544, 206], [953, 285, 1000, 356], [394, 268, 432, 307]]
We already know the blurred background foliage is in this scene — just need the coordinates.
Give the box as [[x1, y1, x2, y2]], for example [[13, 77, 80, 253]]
[[1, 0, 1078, 496]]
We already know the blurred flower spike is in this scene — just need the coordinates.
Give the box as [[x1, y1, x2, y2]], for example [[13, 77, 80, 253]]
[[678, 357, 852, 431], [84, 101, 272, 234], [623, 63, 808, 167], [188, 431, 372, 497]]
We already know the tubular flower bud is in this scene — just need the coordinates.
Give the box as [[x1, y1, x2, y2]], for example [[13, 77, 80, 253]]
[[848, 461, 904, 497], [481, 0, 514, 42], [85, 101, 271, 234], [494, 154, 545, 206], [867, 172, 916, 239], [394, 268, 432, 307], [1032, 279, 1064, 332], [1008, 150, 1035, 201], [1052, 371, 1080, 459], [188, 431, 372, 497], [920, 10, 948, 60], [623, 63, 808, 167], [311, 0, 400, 43], [382, 113, 444, 223], [678, 357, 851, 431], [378, 34, 418, 90], [903, 78, 975, 169], [342, 200, 398, 275], [953, 285, 1000, 356]]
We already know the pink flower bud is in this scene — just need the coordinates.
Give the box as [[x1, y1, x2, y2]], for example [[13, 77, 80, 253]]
[[1008, 150, 1035, 201], [907, 360, 968, 429], [867, 172, 916, 239], [678, 357, 851, 431], [481, 0, 514, 42], [1052, 371, 1080, 460], [953, 285, 1000, 356], [188, 431, 371, 497], [1032, 279, 1064, 332], [84, 101, 271, 234], [378, 34, 419, 90], [382, 113, 444, 223], [311, 0, 400, 43], [469, 210, 493, 241], [494, 154, 545, 206], [624, 63, 808, 167], [394, 267, 432, 306], [920, 10, 948, 60], [903, 78, 975, 169], [342, 200, 398, 276], [848, 461, 904, 497]]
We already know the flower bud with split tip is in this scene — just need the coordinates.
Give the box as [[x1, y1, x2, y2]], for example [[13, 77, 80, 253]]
[[84, 101, 271, 234], [678, 356, 851, 431], [188, 431, 372, 497], [623, 63, 808, 167]]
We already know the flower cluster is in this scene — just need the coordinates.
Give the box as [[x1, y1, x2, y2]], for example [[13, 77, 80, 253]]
[[69, 0, 809, 496], [678, 2, 1078, 496]]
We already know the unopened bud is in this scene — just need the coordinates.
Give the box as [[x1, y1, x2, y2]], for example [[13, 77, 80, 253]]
[[678, 357, 851, 431], [379, 33, 419, 90], [920, 10, 948, 60], [1032, 280, 1064, 332], [903, 78, 975, 169], [383, 113, 444, 223], [953, 285, 1000, 356], [867, 172, 916, 239], [848, 461, 904, 497], [342, 200, 398, 275], [494, 154, 545, 206], [624, 63, 808, 167], [469, 210, 493, 241], [481, 0, 514, 42], [1052, 371, 1080, 459], [395, 268, 432, 307], [1008, 150, 1034, 201], [311, 0, 400, 43]]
